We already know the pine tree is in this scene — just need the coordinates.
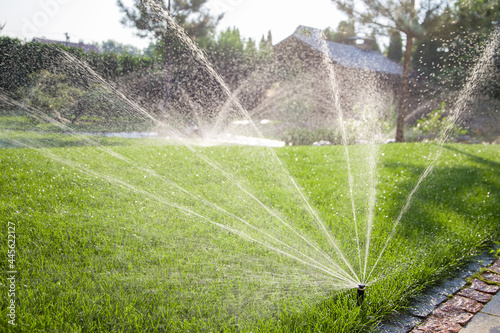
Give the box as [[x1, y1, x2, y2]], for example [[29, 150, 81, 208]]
[[259, 31, 273, 57], [387, 30, 402, 64]]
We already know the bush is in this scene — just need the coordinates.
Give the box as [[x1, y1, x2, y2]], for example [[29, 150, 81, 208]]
[[20, 70, 131, 126], [414, 102, 467, 140], [280, 127, 342, 145]]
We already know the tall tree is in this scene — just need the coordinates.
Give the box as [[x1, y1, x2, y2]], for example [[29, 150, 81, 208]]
[[325, 20, 357, 44], [117, 0, 221, 114], [245, 38, 257, 58], [410, 5, 453, 81], [447, 0, 500, 98], [453, 0, 500, 35], [331, 0, 446, 142], [117, 0, 221, 45], [366, 30, 381, 52], [387, 30, 402, 64], [259, 30, 273, 57], [411, 1, 499, 97]]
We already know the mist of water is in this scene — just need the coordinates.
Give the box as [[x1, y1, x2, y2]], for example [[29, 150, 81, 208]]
[[1, 2, 498, 324]]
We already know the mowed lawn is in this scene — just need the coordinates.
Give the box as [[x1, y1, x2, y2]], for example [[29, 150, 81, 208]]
[[1, 136, 499, 332]]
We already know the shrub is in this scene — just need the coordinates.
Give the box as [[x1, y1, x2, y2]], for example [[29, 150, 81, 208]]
[[280, 127, 342, 145], [414, 102, 467, 140]]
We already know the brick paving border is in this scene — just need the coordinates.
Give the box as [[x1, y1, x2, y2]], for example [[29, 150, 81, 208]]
[[410, 258, 500, 332]]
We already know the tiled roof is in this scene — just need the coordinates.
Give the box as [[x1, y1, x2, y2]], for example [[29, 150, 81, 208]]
[[289, 26, 403, 76], [33, 37, 100, 53]]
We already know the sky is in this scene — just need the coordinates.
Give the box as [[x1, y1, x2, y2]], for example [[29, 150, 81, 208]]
[[0, 0, 347, 50]]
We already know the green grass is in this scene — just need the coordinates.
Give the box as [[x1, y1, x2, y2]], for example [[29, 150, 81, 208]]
[[0, 134, 499, 332]]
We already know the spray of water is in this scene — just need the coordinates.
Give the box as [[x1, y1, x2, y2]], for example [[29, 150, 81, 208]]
[[366, 27, 500, 282], [1, 87, 360, 286], [0, 3, 367, 290], [312, 28, 390, 284], [2, 3, 497, 323], [142, 0, 364, 285]]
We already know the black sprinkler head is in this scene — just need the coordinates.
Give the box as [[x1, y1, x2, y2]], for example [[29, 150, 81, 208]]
[[356, 284, 366, 306]]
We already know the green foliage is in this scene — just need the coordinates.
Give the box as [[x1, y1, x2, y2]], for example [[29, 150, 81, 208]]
[[245, 38, 257, 57], [323, 21, 381, 52], [415, 102, 468, 139], [411, 7, 452, 78], [21, 70, 83, 122], [365, 31, 381, 52], [203, 27, 272, 89], [0, 36, 158, 96], [20, 70, 131, 125], [258, 30, 273, 58], [72, 85, 130, 123], [491, 242, 500, 257], [454, 0, 500, 36], [119, 53, 140, 75], [387, 30, 402, 63], [117, 0, 221, 46], [411, 0, 499, 98], [0, 18, 264, 117], [100, 40, 142, 55], [216, 27, 244, 53], [101, 52, 120, 79], [324, 21, 356, 44], [0, 37, 63, 92]]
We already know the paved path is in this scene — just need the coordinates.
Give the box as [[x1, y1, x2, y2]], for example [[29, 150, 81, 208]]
[[411, 258, 500, 333], [460, 288, 500, 333], [379, 255, 500, 332]]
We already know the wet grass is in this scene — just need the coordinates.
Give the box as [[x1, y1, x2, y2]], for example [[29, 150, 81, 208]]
[[0, 137, 499, 332]]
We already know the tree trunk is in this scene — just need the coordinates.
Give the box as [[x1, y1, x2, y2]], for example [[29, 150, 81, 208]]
[[395, 0, 415, 143], [395, 34, 413, 142], [162, 1, 172, 118]]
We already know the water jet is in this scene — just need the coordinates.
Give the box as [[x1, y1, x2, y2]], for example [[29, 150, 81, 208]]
[[0, 2, 498, 330]]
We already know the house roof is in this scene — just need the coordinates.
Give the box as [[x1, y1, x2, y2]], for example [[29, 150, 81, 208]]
[[33, 37, 100, 53], [280, 26, 403, 76]]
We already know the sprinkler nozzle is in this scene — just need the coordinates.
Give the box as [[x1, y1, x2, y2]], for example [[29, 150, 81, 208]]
[[356, 284, 366, 306]]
